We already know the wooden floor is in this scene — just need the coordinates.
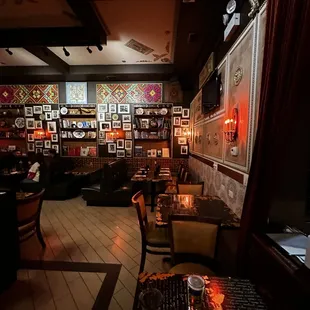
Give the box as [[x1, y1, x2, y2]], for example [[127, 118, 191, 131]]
[[0, 196, 170, 310]]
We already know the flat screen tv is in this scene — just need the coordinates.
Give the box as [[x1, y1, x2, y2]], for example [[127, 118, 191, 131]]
[[201, 69, 221, 114]]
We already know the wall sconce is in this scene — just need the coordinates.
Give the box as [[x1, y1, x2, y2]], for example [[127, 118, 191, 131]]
[[183, 129, 191, 143], [34, 130, 46, 140], [224, 108, 238, 143], [110, 130, 119, 141]]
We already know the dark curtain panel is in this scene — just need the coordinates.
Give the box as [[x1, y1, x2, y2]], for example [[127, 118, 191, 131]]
[[238, 0, 310, 265]]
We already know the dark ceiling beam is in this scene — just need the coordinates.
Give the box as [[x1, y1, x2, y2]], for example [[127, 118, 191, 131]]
[[23, 47, 70, 74], [66, 0, 108, 45], [0, 27, 101, 48]]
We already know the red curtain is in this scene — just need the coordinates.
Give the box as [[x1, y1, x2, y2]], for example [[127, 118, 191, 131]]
[[238, 0, 310, 264]]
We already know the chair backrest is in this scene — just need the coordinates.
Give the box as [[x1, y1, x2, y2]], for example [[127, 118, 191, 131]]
[[17, 189, 45, 228], [168, 215, 221, 264], [177, 182, 204, 195], [179, 167, 185, 181], [177, 164, 183, 178], [132, 190, 148, 242]]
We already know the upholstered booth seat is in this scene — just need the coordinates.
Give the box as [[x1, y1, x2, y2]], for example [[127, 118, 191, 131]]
[[169, 262, 215, 275], [146, 221, 170, 246]]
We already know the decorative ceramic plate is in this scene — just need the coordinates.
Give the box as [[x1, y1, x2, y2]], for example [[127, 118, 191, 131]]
[[136, 108, 144, 115], [73, 130, 85, 139], [60, 107, 68, 115], [112, 114, 119, 120], [15, 117, 25, 128], [226, 0, 237, 14], [39, 114, 45, 121], [160, 108, 168, 115], [77, 122, 83, 128]]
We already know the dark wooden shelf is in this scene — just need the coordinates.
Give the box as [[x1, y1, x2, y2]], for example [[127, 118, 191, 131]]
[[62, 138, 97, 142], [134, 114, 171, 118], [60, 128, 97, 131], [60, 114, 96, 118], [134, 138, 170, 141], [134, 128, 168, 131]]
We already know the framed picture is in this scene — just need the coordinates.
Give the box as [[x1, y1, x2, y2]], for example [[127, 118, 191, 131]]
[[172, 106, 182, 114], [118, 104, 130, 114], [36, 148, 43, 154], [151, 149, 157, 157], [47, 121, 57, 133], [140, 119, 149, 129], [33, 106, 43, 114], [126, 149, 132, 157], [109, 104, 117, 113], [106, 132, 114, 142], [35, 120, 43, 129], [51, 144, 59, 153], [108, 143, 116, 153], [26, 118, 35, 129], [27, 134, 34, 142], [178, 137, 187, 145], [125, 140, 132, 150], [173, 117, 181, 126], [91, 120, 97, 128], [98, 139, 106, 145], [147, 150, 152, 157], [174, 128, 182, 136], [44, 140, 51, 148], [182, 108, 190, 118], [105, 113, 112, 121], [51, 110, 59, 119], [116, 150, 125, 158], [98, 113, 105, 121], [117, 139, 124, 149], [45, 112, 52, 120], [51, 134, 58, 142], [98, 104, 108, 113], [181, 145, 188, 155], [25, 107, 33, 117], [123, 123, 132, 131], [43, 149, 49, 156], [27, 143, 34, 152], [181, 120, 190, 127], [99, 131, 105, 139], [43, 105, 51, 112], [35, 141, 43, 147], [61, 131, 67, 138], [125, 131, 132, 139], [99, 122, 111, 131], [122, 114, 131, 122], [112, 121, 121, 128]]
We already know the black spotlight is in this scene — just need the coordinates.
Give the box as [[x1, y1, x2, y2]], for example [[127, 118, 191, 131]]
[[86, 46, 92, 54], [96, 44, 103, 52], [63, 47, 70, 57], [5, 48, 13, 56]]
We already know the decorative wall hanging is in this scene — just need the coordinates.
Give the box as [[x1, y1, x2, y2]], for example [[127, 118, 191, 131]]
[[66, 82, 87, 104], [0, 84, 59, 103], [234, 67, 243, 86], [96, 83, 162, 103], [248, 0, 259, 19]]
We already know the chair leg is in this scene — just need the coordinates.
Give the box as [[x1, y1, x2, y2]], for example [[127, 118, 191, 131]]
[[140, 245, 147, 273], [36, 223, 46, 248]]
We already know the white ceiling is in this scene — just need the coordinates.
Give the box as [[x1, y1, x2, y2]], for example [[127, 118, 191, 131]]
[[0, 48, 48, 66]]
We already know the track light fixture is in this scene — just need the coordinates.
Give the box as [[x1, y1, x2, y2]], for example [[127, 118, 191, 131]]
[[63, 47, 70, 57], [5, 48, 13, 56], [86, 46, 92, 54], [96, 44, 103, 52]]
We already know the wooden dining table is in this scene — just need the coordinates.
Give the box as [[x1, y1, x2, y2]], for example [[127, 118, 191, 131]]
[[156, 194, 240, 228]]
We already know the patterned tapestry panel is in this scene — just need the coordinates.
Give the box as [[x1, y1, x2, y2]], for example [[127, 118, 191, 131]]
[[66, 82, 87, 104], [0, 84, 59, 104], [96, 83, 163, 103]]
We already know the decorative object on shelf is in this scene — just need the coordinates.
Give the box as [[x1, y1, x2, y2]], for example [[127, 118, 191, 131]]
[[25, 107, 33, 117], [45, 112, 52, 121], [47, 121, 57, 133], [108, 143, 116, 153], [73, 130, 86, 139], [160, 108, 168, 115], [98, 104, 108, 113], [140, 119, 149, 129], [181, 119, 190, 127], [248, 0, 259, 18], [112, 114, 119, 121], [35, 120, 43, 129], [226, 0, 237, 14], [149, 117, 158, 128], [99, 122, 111, 131], [174, 128, 181, 136], [60, 107, 68, 115], [15, 117, 25, 128], [112, 120, 121, 128], [77, 122, 83, 128], [109, 104, 117, 113], [172, 106, 182, 114], [224, 107, 238, 143], [26, 118, 35, 129], [173, 117, 181, 126], [122, 114, 131, 122], [66, 82, 87, 104], [182, 108, 189, 118], [117, 139, 124, 149], [181, 145, 188, 155], [234, 67, 243, 86], [117, 150, 125, 157], [43, 105, 51, 112], [136, 108, 144, 115], [51, 134, 58, 142], [178, 137, 187, 145], [33, 106, 43, 114], [123, 123, 131, 131], [118, 104, 130, 114], [80, 147, 89, 157]]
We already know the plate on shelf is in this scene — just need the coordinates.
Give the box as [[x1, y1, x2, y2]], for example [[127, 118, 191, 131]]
[[60, 107, 68, 115], [160, 108, 168, 115], [15, 117, 25, 128], [136, 108, 144, 115], [77, 122, 83, 128], [112, 114, 119, 120], [73, 130, 85, 139]]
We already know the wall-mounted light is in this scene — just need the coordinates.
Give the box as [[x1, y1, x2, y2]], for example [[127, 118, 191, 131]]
[[63, 47, 70, 57], [34, 130, 46, 140], [86, 46, 92, 54], [5, 48, 13, 56], [183, 128, 191, 143], [96, 44, 103, 52], [110, 130, 119, 141], [224, 107, 238, 143]]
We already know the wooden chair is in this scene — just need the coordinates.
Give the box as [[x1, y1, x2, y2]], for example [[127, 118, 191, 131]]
[[132, 190, 170, 273], [168, 215, 221, 275], [17, 189, 46, 248], [177, 182, 204, 195]]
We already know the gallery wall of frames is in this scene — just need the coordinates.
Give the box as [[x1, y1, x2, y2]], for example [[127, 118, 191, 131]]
[[0, 82, 189, 159]]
